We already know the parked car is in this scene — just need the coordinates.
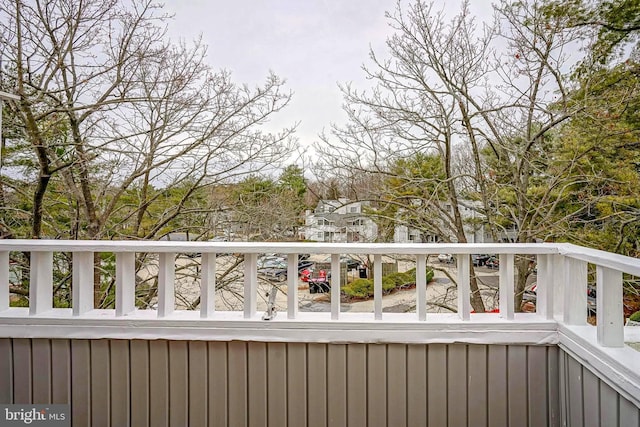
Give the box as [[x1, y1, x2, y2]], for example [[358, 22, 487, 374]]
[[266, 253, 310, 261], [485, 256, 499, 269], [258, 256, 286, 269], [523, 283, 537, 303], [472, 254, 492, 266], [322, 256, 362, 270], [437, 253, 454, 263], [259, 259, 315, 282]]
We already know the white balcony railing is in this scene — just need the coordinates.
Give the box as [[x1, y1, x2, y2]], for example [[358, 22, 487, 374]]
[[0, 240, 639, 405]]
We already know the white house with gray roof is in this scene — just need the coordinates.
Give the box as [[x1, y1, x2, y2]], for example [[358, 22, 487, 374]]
[[300, 198, 378, 242]]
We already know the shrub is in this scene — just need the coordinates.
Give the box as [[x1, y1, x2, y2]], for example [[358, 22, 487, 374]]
[[384, 272, 414, 287], [343, 278, 374, 298], [342, 267, 434, 299], [630, 310, 640, 322], [404, 267, 434, 283], [382, 276, 396, 292]]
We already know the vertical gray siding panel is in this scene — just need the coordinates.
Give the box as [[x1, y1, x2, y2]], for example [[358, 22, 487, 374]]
[[527, 346, 548, 427], [346, 343, 366, 427], [566, 354, 585, 427], [487, 345, 508, 427], [367, 344, 387, 427], [247, 342, 268, 427], [130, 340, 150, 427], [110, 340, 130, 427], [507, 345, 528, 427], [188, 341, 208, 427], [228, 341, 248, 427], [168, 340, 188, 427], [12, 338, 31, 403], [70, 340, 91, 427], [387, 344, 406, 427], [407, 345, 427, 427], [599, 380, 619, 427], [90, 340, 110, 427], [31, 339, 51, 403], [208, 342, 228, 427], [467, 345, 487, 427], [327, 344, 347, 427], [3, 338, 640, 426], [547, 345, 560, 427], [582, 368, 600, 427], [558, 349, 568, 426], [51, 340, 70, 404], [620, 396, 640, 427], [307, 343, 328, 427], [427, 344, 447, 427], [266, 343, 287, 427], [287, 342, 307, 427], [149, 340, 169, 427], [0, 339, 13, 403], [448, 344, 467, 427]]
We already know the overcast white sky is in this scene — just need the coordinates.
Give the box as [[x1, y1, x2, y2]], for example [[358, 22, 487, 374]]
[[162, 1, 487, 149]]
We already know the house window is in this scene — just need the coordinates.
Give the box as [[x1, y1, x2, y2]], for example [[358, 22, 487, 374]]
[[349, 206, 358, 213], [316, 232, 323, 239]]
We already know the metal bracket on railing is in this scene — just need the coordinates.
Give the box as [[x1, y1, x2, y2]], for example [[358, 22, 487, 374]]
[[262, 285, 279, 320]]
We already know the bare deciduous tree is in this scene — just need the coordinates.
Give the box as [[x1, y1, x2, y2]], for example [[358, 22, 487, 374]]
[[315, 0, 584, 311], [0, 0, 295, 306]]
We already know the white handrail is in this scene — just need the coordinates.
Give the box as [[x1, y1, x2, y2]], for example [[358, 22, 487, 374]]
[[0, 239, 561, 254], [0, 240, 637, 350]]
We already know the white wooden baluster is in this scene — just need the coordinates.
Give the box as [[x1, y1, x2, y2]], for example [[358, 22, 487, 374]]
[[416, 254, 427, 321], [200, 253, 216, 318], [115, 252, 135, 316], [553, 254, 565, 318], [72, 251, 94, 316], [244, 253, 257, 318], [596, 266, 623, 347], [563, 257, 587, 325], [499, 254, 514, 320], [331, 254, 341, 320], [536, 255, 554, 320], [157, 252, 176, 318], [30, 251, 53, 315], [457, 254, 471, 321], [374, 254, 382, 320], [0, 251, 8, 311], [287, 254, 298, 319]]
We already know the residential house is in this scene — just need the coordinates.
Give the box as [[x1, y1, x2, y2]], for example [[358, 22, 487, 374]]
[[300, 198, 378, 242]]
